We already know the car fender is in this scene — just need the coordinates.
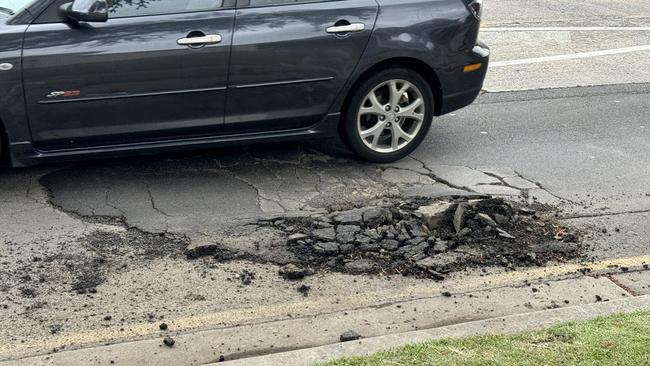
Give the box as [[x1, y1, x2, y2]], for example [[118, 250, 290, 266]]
[[329, 0, 478, 114]]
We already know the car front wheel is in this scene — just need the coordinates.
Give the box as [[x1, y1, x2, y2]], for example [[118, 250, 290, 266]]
[[341, 68, 434, 163]]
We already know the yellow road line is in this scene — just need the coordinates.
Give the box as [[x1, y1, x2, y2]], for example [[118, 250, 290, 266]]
[[1, 255, 649, 360]]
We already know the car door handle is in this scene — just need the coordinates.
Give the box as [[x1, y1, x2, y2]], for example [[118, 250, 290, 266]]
[[326, 23, 365, 34], [177, 34, 222, 46]]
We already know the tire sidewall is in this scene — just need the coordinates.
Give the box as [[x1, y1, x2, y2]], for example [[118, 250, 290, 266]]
[[343, 68, 434, 163]]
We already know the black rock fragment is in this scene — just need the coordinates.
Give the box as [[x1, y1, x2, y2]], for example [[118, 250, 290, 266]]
[[297, 285, 311, 297], [163, 336, 175, 347], [340, 330, 362, 342]]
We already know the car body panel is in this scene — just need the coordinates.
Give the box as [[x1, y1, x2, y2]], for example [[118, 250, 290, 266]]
[[0, 19, 31, 144], [225, 0, 378, 132], [0, 0, 489, 167], [22, 8, 236, 150], [329, 0, 488, 116]]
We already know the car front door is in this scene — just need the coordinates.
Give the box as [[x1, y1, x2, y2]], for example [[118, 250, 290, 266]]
[[226, 0, 378, 131], [22, 0, 236, 150]]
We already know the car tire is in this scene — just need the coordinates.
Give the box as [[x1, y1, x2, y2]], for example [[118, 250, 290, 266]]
[[341, 67, 434, 163]]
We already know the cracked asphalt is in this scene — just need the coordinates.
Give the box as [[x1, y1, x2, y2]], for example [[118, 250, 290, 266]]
[[1, 0, 650, 364], [29, 83, 650, 257], [1, 84, 648, 362]]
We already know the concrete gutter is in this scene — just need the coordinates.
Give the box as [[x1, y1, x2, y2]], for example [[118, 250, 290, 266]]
[[217, 295, 650, 366], [2, 271, 647, 366]]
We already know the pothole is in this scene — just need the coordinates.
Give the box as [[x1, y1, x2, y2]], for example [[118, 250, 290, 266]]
[[188, 197, 584, 281]]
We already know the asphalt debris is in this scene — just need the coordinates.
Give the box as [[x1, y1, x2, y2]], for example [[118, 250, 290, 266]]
[[239, 270, 255, 286], [340, 330, 362, 342], [163, 336, 175, 347], [297, 284, 311, 297], [279, 264, 310, 281], [251, 197, 583, 281], [20, 288, 36, 298]]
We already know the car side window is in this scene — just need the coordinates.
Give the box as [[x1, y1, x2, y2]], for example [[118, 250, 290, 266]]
[[240, 0, 323, 7], [34, 0, 236, 23], [107, 0, 233, 18]]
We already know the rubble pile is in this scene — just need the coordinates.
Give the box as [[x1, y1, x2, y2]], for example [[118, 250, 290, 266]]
[[260, 197, 581, 280]]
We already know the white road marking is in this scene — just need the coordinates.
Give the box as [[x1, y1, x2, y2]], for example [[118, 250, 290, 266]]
[[490, 45, 650, 68], [483, 27, 650, 32]]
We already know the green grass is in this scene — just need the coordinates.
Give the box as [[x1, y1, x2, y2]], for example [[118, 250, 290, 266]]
[[321, 311, 650, 366]]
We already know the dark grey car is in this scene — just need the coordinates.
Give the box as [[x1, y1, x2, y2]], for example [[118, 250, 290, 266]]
[[0, 0, 488, 167]]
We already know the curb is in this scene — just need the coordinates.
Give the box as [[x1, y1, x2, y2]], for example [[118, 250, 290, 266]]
[[216, 295, 650, 366]]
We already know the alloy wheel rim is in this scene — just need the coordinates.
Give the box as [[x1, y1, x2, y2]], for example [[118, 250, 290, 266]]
[[357, 79, 426, 153]]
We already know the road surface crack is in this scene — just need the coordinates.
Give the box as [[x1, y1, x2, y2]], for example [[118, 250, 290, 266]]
[[145, 184, 173, 218], [513, 170, 579, 204], [228, 173, 288, 213], [559, 209, 650, 220], [407, 155, 474, 191], [104, 190, 126, 217]]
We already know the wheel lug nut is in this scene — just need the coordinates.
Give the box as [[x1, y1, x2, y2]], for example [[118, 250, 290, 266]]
[[385, 106, 391, 112], [395, 106, 400, 112], [379, 115, 385, 121]]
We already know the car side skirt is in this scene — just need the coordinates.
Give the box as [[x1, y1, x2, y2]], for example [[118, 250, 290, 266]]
[[9, 113, 341, 167]]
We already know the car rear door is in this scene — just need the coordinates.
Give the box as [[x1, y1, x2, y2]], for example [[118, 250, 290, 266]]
[[226, 0, 378, 131], [22, 0, 236, 150]]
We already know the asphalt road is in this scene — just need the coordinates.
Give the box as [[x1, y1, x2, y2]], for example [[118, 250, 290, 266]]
[[417, 84, 650, 215], [32, 83, 650, 258], [1, 0, 649, 363], [2, 84, 648, 364]]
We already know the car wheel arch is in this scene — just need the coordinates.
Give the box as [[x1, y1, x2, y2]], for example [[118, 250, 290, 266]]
[[340, 57, 443, 124]]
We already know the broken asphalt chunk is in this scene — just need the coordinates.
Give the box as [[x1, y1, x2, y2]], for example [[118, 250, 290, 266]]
[[163, 337, 175, 347], [475, 213, 497, 228], [340, 330, 362, 342], [344, 259, 376, 274], [239, 270, 255, 285], [519, 208, 536, 216], [313, 242, 340, 256], [336, 225, 361, 244], [493, 213, 510, 225], [311, 227, 336, 242], [332, 209, 364, 225], [185, 241, 220, 259], [417, 201, 455, 230], [287, 233, 308, 244], [496, 228, 516, 240], [297, 284, 311, 297], [362, 207, 393, 227], [279, 264, 307, 281], [453, 203, 470, 233]]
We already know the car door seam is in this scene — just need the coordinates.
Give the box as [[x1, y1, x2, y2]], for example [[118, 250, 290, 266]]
[[326, 0, 381, 115], [223, 8, 238, 124]]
